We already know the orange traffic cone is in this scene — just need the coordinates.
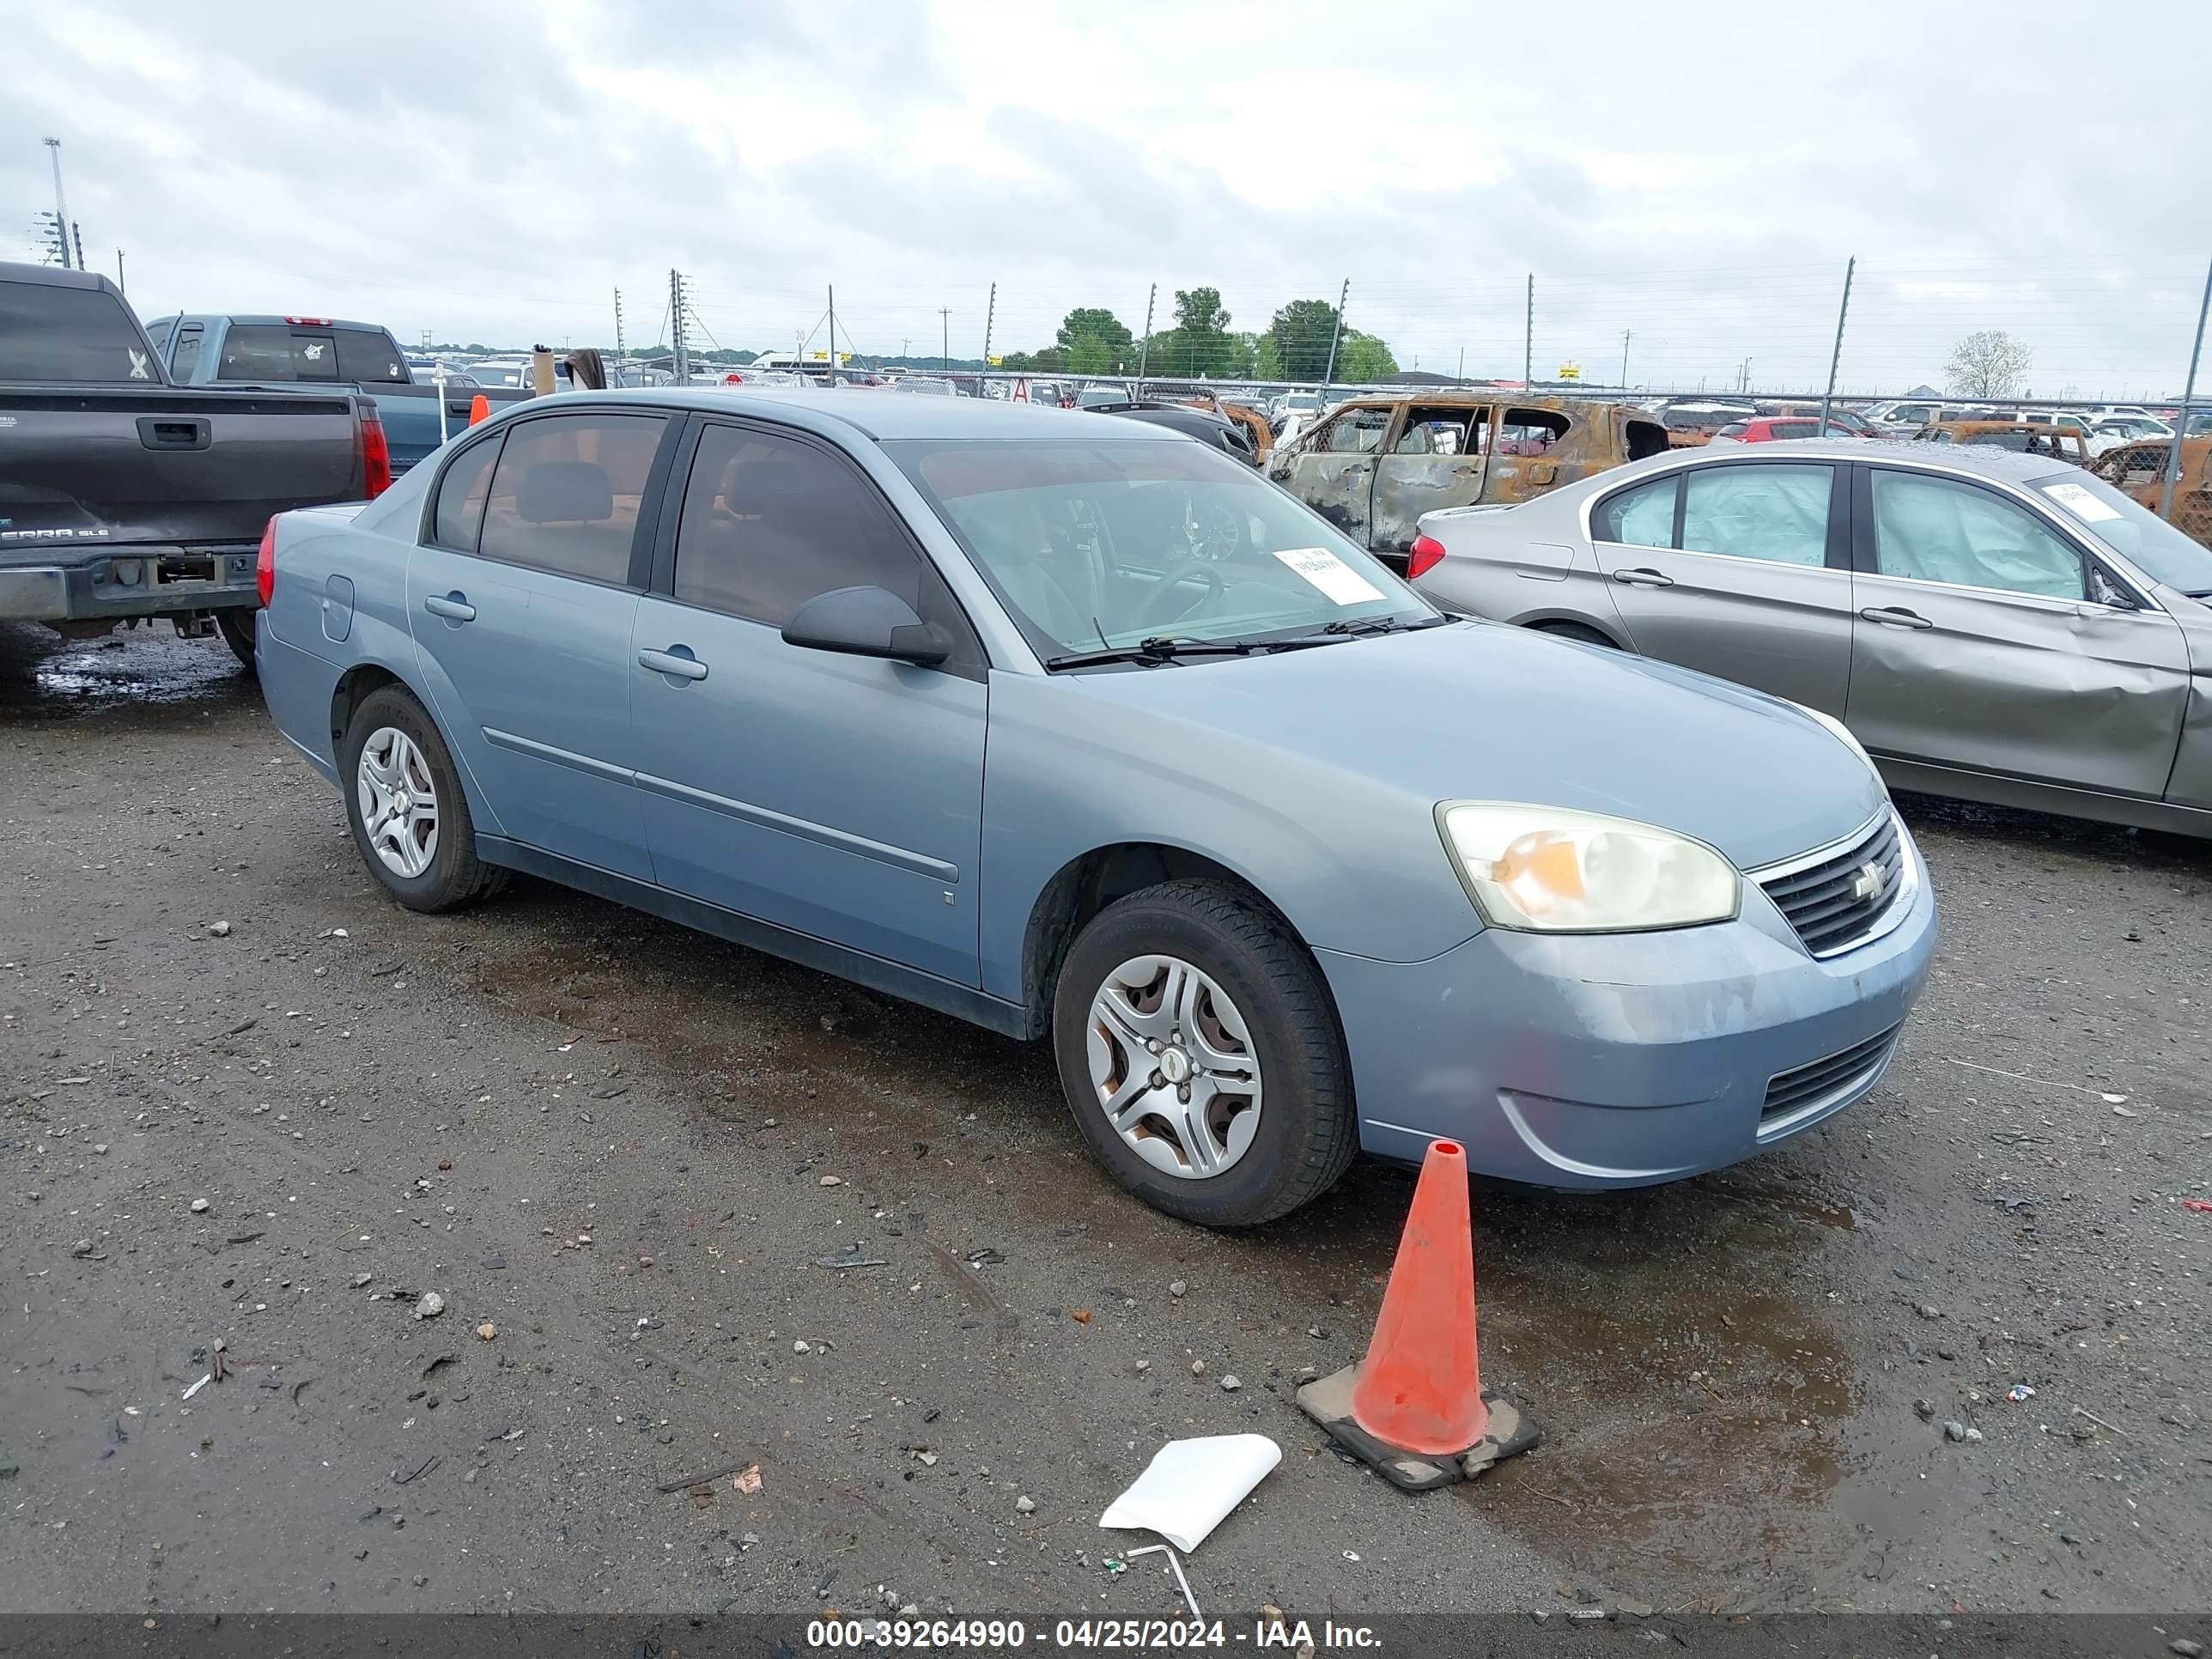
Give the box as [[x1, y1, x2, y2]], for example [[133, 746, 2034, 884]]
[[1295, 1139, 1539, 1491], [1350, 1139, 1487, 1454], [467, 393, 490, 427]]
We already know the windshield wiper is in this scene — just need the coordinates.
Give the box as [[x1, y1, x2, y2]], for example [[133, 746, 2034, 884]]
[[1045, 635, 1258, 670], [1309, 612, 1455, 639]]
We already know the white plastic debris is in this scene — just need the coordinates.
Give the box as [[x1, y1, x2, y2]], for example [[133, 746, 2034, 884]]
[[181, 1374, 211, 1401], [1098, 1433, 1279, 1553]]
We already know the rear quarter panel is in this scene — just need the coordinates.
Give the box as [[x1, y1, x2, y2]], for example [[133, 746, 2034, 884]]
[[260, 498, 507, 836]]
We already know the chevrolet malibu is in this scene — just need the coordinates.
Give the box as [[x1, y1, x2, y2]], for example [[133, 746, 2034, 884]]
[[253, 392, 1935, 1227]]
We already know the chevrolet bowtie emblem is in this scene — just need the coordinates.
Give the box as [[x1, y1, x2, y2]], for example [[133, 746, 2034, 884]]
[[1850, 861, 1886, 902]]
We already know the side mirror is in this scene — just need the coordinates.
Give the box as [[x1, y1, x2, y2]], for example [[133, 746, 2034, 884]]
[[781, 586, 951, 666]]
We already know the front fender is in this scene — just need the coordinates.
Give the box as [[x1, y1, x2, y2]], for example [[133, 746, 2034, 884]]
[[976, 670, 1482, 1003]]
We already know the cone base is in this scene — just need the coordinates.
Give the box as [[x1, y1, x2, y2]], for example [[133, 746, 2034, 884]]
[[1297, 1364, 1540, 1492]]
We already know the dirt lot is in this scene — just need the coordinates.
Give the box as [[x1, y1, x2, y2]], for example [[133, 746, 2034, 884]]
[[3, 623, 2208, 1622]]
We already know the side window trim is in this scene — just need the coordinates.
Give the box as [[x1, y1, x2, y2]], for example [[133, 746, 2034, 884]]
[[652, 415, 989, 674], [1850, 461, 2094, 602], [1589, 471, 1683, 549], [459, 410, 678, 588], [423, 428, 508, 552]]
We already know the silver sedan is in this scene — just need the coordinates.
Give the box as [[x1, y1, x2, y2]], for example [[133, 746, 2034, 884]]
[[1411, 439, 2212, 837]]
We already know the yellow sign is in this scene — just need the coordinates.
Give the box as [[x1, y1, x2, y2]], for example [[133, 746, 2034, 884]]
[[1555, 362, 1583, 381], [810, 349, 829, 361], [988, 355, 1003, 367]]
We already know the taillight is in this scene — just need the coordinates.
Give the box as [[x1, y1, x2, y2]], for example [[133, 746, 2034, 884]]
[[1406, 533, 1448, 581], [360, 414, 392, 499], [256, 518, 277, 607]]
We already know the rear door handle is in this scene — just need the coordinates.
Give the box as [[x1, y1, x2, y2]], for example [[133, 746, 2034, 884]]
[[136, 416, 211, 451], [1858, 606, 1933, 629], [423, 592, 476, 622], [639, 646, 709, 682], [1612, 567, 1674, 587]]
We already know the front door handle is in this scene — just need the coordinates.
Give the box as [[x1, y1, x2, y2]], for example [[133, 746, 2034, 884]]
[[1858, 605, 1933, 629], [423, 592, 476, 622], [1612, 567, 1674, 587], [639, 646, 709, 682]]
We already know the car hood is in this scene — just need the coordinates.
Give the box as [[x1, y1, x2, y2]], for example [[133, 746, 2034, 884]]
[[1063, 620, 1885, 872]]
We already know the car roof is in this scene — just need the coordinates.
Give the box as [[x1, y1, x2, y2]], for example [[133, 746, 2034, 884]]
[[1642, 435, 2095, 480], [498, 387, 1190, 444]]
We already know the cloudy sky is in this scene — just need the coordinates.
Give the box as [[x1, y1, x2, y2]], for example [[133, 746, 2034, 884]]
[[6, 0, 2209, 396]]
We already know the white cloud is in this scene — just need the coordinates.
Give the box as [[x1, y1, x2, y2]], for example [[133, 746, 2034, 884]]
[[3, 0, 2206, 393]]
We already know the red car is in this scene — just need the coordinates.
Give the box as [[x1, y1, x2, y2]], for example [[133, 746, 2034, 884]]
[[1711, 415, 1863, 444]]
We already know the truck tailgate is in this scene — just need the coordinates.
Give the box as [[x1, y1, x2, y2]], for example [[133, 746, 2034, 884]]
[[0, 387, 365, 555]]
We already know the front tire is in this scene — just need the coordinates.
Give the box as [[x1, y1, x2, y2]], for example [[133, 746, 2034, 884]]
[[339, 686, 504, 913], [1052, 879, 1356, 1227]]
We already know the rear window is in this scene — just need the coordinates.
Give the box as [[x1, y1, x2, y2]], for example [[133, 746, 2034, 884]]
[[0, 279, 155, 382], [217, 325, 341, 382], [336, 328, 407, 384]]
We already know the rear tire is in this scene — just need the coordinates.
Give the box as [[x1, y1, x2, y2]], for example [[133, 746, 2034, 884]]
[[339, 685, 506, 914], [1531, 620, 1618, 648], [1051, 879, 1356, 1227], [216, 609, 258, 671]]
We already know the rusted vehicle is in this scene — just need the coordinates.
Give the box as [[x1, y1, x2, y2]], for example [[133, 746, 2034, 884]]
[[1656, 401, 1755, 448], [2094, 436, 2212, 548], [1912, 421, 2089, 465], [1264, 392, 1668, 566], [1173, 392, 1273, 460]]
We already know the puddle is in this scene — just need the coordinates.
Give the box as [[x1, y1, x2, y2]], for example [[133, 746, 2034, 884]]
[[452, 864, 1926, 1605], [0, 623, 251, 721]]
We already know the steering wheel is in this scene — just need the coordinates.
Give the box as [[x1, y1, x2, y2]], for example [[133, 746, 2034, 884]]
[[1136, 559, 1227, 629]]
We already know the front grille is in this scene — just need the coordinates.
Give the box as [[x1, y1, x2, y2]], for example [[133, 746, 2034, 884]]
[[1755, 811, 1905, 957], [1763, 1024, 1900, 1122]]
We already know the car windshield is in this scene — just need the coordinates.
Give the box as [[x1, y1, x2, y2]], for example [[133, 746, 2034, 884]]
[[891, 437, 1432, 659], [2033, 469, 2212, 592], [469, 364, 527, 387]]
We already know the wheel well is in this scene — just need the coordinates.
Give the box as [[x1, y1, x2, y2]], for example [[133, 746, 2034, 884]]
[[331, 664, 404, 750], [1018, 844, 1301, 1039], [1528, 617, 1622, 648]]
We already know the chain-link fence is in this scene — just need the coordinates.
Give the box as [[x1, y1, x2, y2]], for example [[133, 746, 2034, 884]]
[[392, 252, 2212, 540]]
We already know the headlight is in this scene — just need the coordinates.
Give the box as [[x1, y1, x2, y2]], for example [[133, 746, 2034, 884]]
[[1798, 706, 1887, 794], [1436, 802, 1740, 933]]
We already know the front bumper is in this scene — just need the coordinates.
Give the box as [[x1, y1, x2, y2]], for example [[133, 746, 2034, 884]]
[[0, 545, 259, 623], [1318, 817, 1936, 1188]]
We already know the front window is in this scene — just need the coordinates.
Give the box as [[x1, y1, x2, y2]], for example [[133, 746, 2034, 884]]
[[891, 438, 1431, 659], [1869, 471, 2083, 599], [2034, 468, 2212, 594]]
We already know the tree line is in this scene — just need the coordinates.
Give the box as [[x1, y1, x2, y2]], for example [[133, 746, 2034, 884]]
[[996, 289, 1398, 381]]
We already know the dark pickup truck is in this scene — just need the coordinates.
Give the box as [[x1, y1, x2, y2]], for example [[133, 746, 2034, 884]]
[[143, 313, 533, 475], [0, 261, 388, 665]]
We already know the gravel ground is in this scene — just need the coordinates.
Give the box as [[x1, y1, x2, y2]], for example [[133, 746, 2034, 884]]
[[2, 623, 2206, 1622]]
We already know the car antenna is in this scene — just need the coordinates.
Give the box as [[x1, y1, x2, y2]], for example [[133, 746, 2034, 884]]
[[1091, 617, 1112, 652]]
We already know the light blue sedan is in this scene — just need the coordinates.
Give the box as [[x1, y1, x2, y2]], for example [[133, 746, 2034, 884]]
[[253, 391, 1935, 1226]]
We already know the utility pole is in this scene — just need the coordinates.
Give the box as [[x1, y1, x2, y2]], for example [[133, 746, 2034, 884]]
[[1522, 274, 1534, 389], [827, 283, 836, 368], [1818, 256, 1856, 431], [2159, 255, 2212, 522], [72, 222, 85, 271], [1137, 283, 1156, 385], [1456, 347, 1464, 382], [939, 307, 951, 373], [613, 288, 626, 358], [670, 270, 689, 386], [981, 281, 996, 371], [42, 139, 70, 269], [1620, 329, 1632, 389], [116, 249, 125, 296], [1322, 278, 1348, 386]]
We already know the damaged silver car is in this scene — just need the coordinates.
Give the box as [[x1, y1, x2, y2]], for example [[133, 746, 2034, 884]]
[[1412, 440, 2212, 838]]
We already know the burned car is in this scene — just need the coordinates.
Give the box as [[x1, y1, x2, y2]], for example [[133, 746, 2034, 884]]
[[1265, 392, 1668, 569]]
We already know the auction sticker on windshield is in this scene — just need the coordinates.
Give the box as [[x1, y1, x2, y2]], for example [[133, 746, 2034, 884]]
[[2041, 481, 2123, 522], [1273, 546, 1385, 606]]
